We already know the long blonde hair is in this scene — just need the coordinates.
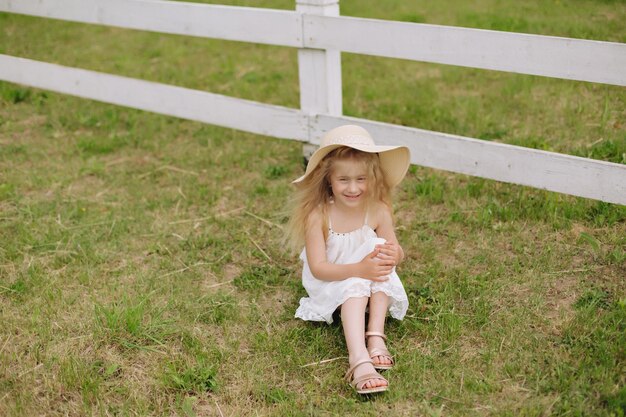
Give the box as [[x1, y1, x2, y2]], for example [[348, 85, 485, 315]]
[[285, 147, 392, 252]]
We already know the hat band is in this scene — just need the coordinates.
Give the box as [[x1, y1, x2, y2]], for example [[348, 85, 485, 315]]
[[324, 134, 374, 147]]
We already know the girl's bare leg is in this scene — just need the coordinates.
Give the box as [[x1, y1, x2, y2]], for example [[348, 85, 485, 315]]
[[341, 297, 387, 389], [366, 291, 392, 367]]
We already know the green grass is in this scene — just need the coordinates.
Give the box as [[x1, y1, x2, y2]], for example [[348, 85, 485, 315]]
[[1, 0, 625, 415]]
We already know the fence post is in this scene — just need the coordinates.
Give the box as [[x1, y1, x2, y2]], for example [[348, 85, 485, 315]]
[[296, 0, 342, 162]]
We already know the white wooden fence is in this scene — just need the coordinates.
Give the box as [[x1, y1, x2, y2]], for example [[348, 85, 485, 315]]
[[1, 0, 625, 205]]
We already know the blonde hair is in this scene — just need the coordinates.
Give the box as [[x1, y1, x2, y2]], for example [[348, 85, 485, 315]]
[[285, 147, 392, 252]]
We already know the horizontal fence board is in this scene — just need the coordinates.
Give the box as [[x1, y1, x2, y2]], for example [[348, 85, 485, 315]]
[[0, 0, 302, 47], [0, 54, 308, 140], [305, 15, 626, 86], [313, 115, 626, 205], [2, 1, 625, 85], [1, 53, 624, 204]]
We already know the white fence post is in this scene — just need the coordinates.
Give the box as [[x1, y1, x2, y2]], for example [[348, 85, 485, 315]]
[[296, 0, 342, 161]]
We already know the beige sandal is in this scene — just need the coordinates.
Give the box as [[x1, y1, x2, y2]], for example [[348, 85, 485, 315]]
[[365, 331, 394, 370], [344, 358, 389, 395]]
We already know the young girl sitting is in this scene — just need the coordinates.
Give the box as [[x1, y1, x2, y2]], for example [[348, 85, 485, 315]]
[[287, 125, 410, 395]]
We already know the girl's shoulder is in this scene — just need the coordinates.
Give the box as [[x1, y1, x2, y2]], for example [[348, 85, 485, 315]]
[[305, 204, 325, 228], [368, 200, 393, 228]]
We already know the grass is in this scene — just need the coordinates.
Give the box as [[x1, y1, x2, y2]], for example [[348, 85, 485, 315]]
[[1, 0, 625, 415]]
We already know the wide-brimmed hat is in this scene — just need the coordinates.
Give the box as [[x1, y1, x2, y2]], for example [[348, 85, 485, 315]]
[[292, 125, 410, 187]]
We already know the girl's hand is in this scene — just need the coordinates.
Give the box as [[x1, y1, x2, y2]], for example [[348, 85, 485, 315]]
[[356, 249, 394, 281], [375, 242, 403, 266]]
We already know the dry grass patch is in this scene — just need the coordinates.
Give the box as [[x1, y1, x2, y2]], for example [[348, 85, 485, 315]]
[[543, 276, 580, 334]]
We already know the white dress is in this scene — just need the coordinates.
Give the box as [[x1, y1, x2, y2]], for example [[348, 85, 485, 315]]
[[295, 214, 409, 324]]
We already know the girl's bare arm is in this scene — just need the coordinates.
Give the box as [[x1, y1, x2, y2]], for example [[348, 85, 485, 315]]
[[373, 203, 404, 265]]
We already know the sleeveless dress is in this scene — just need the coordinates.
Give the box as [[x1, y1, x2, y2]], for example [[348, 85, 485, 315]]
[[295, 213, 409, 324]]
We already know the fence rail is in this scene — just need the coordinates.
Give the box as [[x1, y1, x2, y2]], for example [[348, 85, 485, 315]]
[[3, 0, 625, 85], [0, 0, 302, 47], [313, 115, 626, 204], [305, 15, 626, 86], [1, 0, 625, 205], [0, 55, 307, 140]]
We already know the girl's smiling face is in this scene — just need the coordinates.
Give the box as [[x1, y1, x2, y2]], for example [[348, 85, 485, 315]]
[[329, 158, 368, 208]]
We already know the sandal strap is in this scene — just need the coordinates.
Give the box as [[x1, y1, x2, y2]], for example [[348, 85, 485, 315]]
[[344, 358, 374, 381], [368, 347, 393, 361], [365, 331, 387, 341], [351, 372, 388, 390]]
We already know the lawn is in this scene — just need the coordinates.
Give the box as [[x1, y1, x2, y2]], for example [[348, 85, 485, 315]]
[[0, 0, 625, 416]]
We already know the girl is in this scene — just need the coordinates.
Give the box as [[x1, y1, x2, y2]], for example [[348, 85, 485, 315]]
[[287, 125, 410, 395]]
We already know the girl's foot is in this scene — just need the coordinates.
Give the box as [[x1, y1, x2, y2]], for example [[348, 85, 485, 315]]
[[353, 360, 388, 389], [365, 332, 394, 369], [345, 358, 388, 394]]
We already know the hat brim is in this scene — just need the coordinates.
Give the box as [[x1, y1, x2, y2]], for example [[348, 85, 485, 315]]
[[292, 143, 410, 188]]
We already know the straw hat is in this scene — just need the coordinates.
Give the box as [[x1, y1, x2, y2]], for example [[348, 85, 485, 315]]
[[292, 125, 410, 187]]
